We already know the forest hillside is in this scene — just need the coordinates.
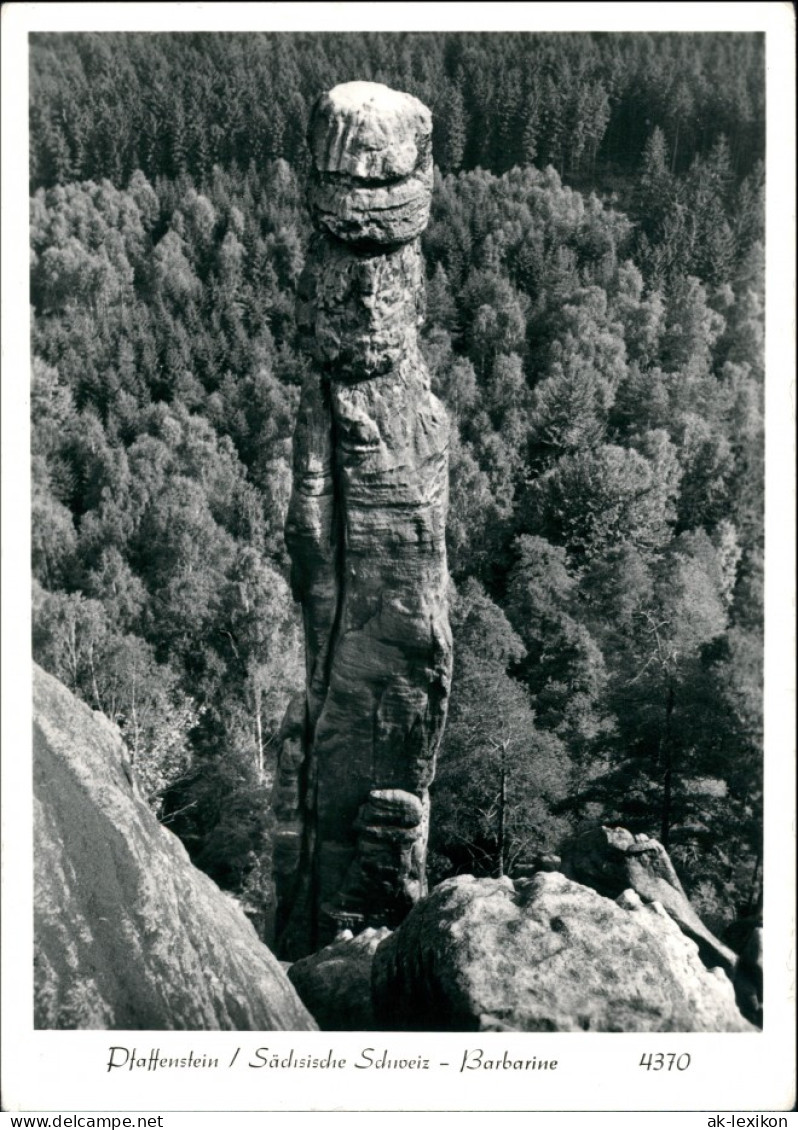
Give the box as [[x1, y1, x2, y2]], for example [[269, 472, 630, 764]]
[[29, 31, 764, 943]]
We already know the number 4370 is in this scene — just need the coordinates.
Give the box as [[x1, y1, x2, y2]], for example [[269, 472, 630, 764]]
[[639, 1053, 691, 1071]]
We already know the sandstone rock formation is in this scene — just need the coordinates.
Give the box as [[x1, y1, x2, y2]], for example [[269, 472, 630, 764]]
[[274, 82, 452, 959], [560, 825, 738, 974], [306, 82, 433, 246], [371, 872, 754, 1032], [33, 665, 316, 1030], [287, 926, 390, 1030]]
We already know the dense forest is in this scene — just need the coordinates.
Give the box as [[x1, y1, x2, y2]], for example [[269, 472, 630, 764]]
[[29, 32, 765, 942]]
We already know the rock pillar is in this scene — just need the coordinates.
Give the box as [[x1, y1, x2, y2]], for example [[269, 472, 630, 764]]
[[272, 82, 452, 959]]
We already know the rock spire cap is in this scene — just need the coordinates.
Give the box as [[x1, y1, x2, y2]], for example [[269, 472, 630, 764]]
[[308, 81, 432, 182], [307, 81, 433, 245]]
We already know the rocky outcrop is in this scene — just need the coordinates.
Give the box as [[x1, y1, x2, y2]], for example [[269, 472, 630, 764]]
[[371, 872, 754, 1032], [560, 825, 738, 974], [33, 665, 316, 1031], [274, 81, 452, 959], [288, 926, 390, 1030]]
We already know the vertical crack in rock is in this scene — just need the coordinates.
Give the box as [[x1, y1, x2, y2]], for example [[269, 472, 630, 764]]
[[273, 82, 452, 959]]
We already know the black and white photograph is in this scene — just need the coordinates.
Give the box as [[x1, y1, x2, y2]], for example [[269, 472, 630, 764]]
[[1, 1, 795, 1118]]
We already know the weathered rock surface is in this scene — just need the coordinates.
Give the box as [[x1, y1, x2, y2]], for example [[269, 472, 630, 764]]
[[33, 665, 316, 1031], [309, 82, 432, 182], [560, 825, 738, 974], [296, 237, 425, 377], [287, 926, 390, 1030], [371, 872, 754, 1032], [307, 81, 433, 245], [274, 81, 451, 959]]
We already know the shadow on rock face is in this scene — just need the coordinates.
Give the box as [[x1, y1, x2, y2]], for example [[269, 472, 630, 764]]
[[287, 926, 391, 1030]]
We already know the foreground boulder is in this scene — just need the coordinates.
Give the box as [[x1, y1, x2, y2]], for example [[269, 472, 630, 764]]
[[371, 872, 754, 1032], [560, 825, 738, 974], [33, 665, 316, 1031], [288, 926, 391, 1030]]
